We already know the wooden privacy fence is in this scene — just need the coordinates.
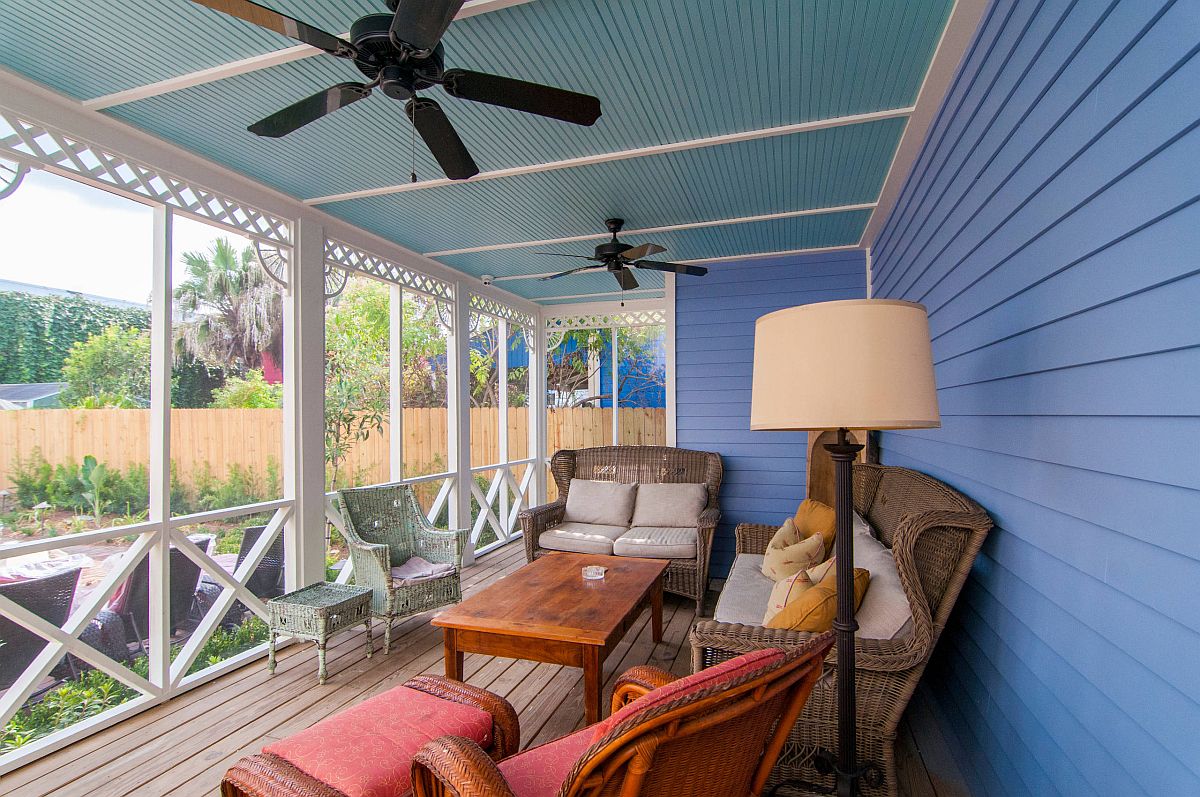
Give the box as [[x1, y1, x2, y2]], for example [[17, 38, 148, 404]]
[[0, 407, 666, 491]]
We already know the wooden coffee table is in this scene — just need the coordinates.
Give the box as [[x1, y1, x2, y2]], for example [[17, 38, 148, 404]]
[[432, 552, 668, 725]]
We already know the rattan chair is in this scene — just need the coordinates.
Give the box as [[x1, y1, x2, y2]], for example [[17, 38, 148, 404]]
[[411, 636, 833, 797], [690, 464, 993, 797], [336, 483, 468, 653], [0, 567, 80, 690], [519, 446, 723, 614]]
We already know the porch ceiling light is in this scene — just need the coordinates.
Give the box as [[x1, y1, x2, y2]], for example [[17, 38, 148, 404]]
[[750, 298, 940, 796]]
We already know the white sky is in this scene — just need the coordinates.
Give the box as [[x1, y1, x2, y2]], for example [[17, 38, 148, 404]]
[[0, 168, 250, 304]]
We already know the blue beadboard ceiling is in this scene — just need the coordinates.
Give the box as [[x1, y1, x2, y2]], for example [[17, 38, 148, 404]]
[[0, 0, 952, 303]]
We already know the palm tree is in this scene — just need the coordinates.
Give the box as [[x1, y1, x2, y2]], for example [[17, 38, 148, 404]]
[[173, 237, 282, 371]]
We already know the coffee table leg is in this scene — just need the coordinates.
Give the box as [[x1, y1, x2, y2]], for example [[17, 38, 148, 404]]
[[444, 628, 464, 680], [583, 646, 602, 725], [652, 579, 664, 644]]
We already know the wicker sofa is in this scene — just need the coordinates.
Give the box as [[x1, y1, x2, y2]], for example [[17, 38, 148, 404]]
[[690, 464, 992, 796], [519, 446, 722, 614]]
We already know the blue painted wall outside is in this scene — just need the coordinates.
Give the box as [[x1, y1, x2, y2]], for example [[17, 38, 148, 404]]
[[674, 250, 867, 577], [869, 0, 1200, 794]]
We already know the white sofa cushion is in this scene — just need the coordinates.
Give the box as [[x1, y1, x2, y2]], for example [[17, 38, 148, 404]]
[[539, 522, 628, 556], [563, 479, 638, 526], [629, 483, 708, 528], [612, 526, 697, 559], [713, 554, 775, 626]]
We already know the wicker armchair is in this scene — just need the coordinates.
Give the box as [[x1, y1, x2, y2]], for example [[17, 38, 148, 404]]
[[519, 446, 722, 614], [690, 464, 993, 797], [336, 483, 468, 653], [411, 637, 833, 797], [0, 567, 80, 690]]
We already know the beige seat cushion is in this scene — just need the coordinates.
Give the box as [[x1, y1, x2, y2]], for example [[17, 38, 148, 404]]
[[612, 526, 697, 559], [629, 483, 708, 528], [539, 522, 628, 556], [563, 479, 638, 526], [761, 518, 827, 581], [713, 554, 775, 626]]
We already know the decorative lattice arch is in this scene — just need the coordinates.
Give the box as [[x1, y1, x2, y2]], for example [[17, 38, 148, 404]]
[[0, 156, 27, 200], [545, 308, 667, 332], [469, 293, 536, 330], [324, 238, 455, 301], [0, 112, 290, 245]]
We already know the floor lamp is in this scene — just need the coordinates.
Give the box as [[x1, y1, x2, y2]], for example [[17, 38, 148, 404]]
[[751, 299, 940, 797]]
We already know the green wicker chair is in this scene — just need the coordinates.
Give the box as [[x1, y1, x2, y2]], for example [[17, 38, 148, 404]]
[[336, 483, 468, 654]]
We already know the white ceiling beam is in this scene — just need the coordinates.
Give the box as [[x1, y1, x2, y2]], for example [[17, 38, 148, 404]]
[[537, 288, 663, 302], [493, 243, 863, 283], [304, 106, 915, 205], [81, 0, 538, 111], [858, 0, 989, 248], [423, 202, 877, 257]]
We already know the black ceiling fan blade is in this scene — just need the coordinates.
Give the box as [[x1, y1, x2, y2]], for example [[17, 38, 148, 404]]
[[189, 0, 355, 57], [442, 70, 602, 126], [248, 83, 371, 137], [405, 97, 479, 180], [390, 0, 464, 52], [615, 268, 639, 290], [538, 264, 605, 281], [633, 260, 709, 277], [619, 243, 666, 261]]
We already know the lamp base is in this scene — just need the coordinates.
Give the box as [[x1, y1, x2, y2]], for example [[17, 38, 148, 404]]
[[766, 749, 884, 796]]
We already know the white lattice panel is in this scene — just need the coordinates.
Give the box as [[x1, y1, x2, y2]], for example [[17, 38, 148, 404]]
[[545, 309, 667, 332], [0, 112, 290, 245], [324, 238, 454, 300], [469, 293, 535, 330]]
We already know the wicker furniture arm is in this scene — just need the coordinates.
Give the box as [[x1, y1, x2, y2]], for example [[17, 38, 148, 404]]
[[518, 498, 565, 562], [343, 537, 391, 603], [735, 522, 776, 555], [404, 675, 520, 758], [411, 735, 516, 797], [610, 664, 678, 711]]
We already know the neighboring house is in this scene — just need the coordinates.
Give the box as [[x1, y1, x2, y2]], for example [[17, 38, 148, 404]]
[[0, 382, 66, 409]]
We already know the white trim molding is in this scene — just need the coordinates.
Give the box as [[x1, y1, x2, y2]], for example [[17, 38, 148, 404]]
[[424, 202, 878, 257], [858, 0, 989, 248], [304, 107, 915, 205]]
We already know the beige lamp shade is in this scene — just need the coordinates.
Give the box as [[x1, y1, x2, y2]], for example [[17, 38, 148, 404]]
[[751, 299, 940, 431]]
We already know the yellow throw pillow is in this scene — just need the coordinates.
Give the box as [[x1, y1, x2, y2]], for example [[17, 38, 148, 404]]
[[761, 518, 827, 581], [793, 498, 837, 557], [763, 570, 815, 625], [764, 565, 870, 632]]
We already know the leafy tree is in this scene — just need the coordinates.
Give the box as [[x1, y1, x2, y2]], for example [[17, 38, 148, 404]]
[[59, 326, 151, 407], [324, 280, 390, 487], [401, 291, 449, 408], [545, 326, 666, 408], [209, 370, 283, 408], [173, 237, 282, 372]]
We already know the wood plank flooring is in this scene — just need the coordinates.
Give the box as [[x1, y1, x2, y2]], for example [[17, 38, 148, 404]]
[[4, 542, 961, 796]]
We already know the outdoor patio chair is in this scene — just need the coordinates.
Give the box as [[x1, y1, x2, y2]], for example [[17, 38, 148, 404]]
[[108, 537, 211, 654], [196, 524, 286, 627], [0, 567, 80, 691], [336, 483, 468, 654]]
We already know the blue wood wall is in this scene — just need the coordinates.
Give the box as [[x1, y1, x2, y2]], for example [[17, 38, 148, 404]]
[[674, 250, 866, 577], [869, 0, 1200, 794]]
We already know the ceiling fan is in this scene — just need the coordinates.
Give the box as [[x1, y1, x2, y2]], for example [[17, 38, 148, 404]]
[[189, 0, 602, 180], [536, 218, 708, 291]]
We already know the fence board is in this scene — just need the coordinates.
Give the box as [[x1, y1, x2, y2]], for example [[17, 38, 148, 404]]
[[0, 407, 666, 491]]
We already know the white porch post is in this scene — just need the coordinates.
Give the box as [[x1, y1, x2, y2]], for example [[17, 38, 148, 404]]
[[665, 273, 677, 446], [529, 314, 546, 506], [148, 205, 173, 691], [611, 326, 620, 444], [497, 318, 510, 534], [451, 285, 473, 563], [283, 218, 327, 588], [389, 284, 404, 482]]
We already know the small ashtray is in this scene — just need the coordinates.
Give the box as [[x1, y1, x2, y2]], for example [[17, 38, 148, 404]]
[[582, 565, 607, 580]]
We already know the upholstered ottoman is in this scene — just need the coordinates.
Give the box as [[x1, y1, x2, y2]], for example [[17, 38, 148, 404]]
[[221, 676, 519, 797]]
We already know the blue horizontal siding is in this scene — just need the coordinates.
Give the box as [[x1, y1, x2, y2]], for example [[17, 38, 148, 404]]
[[674, 250, 866, 576], [870, 0, 1200, 794]]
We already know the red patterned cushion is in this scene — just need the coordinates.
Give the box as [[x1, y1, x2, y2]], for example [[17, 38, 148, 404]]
[[592, 649, 785, 741], [264, 685, 493, 797], [496, 728, 594, 797]]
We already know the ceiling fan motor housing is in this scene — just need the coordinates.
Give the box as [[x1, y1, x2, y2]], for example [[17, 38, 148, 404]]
[[351, 14, 444, 97]]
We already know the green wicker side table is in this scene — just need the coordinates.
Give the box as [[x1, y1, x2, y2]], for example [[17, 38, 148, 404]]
[[268, 582, 373, 684]]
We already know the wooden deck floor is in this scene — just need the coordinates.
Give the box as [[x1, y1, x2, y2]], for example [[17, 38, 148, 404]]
[[5, 542, 965, 797]]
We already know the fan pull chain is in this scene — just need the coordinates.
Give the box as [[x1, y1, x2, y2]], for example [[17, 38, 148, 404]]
[[410, 105, 418, 183]]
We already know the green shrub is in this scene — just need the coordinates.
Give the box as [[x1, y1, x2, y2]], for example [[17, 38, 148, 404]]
[[10, 449, 52, 508], [208, 370, 283, 409]]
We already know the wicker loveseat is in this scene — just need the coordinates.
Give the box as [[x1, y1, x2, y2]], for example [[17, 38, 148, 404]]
[[520, 446, 722, 614], [690, 464, 992, 796]]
